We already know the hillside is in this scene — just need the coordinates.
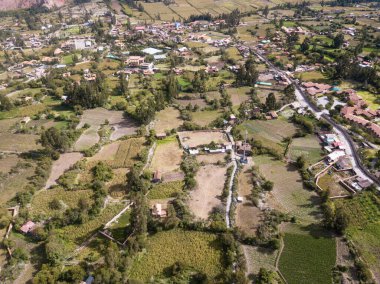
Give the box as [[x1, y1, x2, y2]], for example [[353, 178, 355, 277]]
[[0, 0, 66, 11]]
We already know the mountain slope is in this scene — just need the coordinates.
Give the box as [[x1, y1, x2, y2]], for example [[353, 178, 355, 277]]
[[0, 0, 66, 11]]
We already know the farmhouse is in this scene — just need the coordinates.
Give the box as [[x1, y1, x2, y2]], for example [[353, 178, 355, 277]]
[[20, 221, 36, 234]]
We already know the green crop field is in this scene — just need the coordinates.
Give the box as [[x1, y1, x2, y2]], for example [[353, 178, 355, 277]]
[[279, 229, 336, 284], [148, 181, 184, 200], [334, 192, 380, 277], [128, 229, 224, 281]]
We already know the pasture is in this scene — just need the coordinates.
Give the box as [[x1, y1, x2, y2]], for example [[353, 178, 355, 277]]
[[238, 118, 298, 154], [189, 164, 227, 219], [154, 107, 183, 133], [279, 225, 336, 284], [128, 229, 224, 281], [253, 155, 322, 225]]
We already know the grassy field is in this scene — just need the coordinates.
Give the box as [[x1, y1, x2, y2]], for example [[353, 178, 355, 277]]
[[154, 107, 183, 133], [253, 155, 322, 225], [279, 226, 336, 284], [288, 135, 323, 165], [357, 90, 380, 110], [243, 245, 277, 276], [128, 230, 224, 281], [238, 118, 298, 154], [148, 181, 184, 200], [192, 110, 222, 127]]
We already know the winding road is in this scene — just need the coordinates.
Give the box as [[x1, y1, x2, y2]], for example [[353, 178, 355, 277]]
[[252, 49, 380, 187]]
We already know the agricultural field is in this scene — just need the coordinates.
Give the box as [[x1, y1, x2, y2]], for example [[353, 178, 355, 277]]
[[253, 155, 322, 225], [149, 136, 183, 175], [334, 192, 380, 279], [189, 164, 227, 219], [226, 87, 251, 107], [55, 203, 124, 244], [148, 181, 184, 200], [178, 130, 228, 148], [88, 138, 145, 169], [154, 107, 183, 133], [288, 135, 323, 165], [279, 225, 336, 284], [238, 118, 298, 154], [242, 245, 278, 276], [128, 230, 224, 281], [30, 187, 94, 218]]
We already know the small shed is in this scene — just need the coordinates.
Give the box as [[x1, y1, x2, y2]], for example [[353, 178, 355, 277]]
[[152, 170, 162, 183], [20, 221, 36, 234]]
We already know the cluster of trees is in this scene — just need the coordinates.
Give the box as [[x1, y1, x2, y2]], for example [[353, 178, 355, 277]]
[[235, 57, 259, 86], [64, 73, 108, 109], [180, 155, 200, 190]]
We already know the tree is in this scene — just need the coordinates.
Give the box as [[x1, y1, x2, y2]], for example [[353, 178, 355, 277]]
[[0, 95, 13, 111], [300, 37, 310, 53], [333, 33, 344, 49], [262, 6, 269, 18], [296, 155, 306, 169], [40, 127, 71, 153], [334, 207, 349, 234], [92, 161, 114, 182], [45, 234, 72, 265], [165, 73, 178, 102], [265, 93, 277, 111]]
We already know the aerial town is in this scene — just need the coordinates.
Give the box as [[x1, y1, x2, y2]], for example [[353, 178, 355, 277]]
[[0, 0, 380, 283]]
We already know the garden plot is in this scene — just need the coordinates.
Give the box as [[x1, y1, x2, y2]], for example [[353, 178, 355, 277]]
[[178, 130, 228, 148], [44, 152, 83, 189], [253, 155, 322, 225], [189, 164, 227, 219], [149, 136, 183, 176], [154, 107, 183, 133]]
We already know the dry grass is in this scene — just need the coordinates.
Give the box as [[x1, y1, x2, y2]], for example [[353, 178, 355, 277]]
[[178, 131, 228, 148], [189, 164, 227, 219], [196, 153, 226, 165], [149, 136, 183, 174], [154, 107, 182, 133]]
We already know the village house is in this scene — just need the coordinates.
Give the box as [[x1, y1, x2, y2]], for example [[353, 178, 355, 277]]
[[235, 141, 252, 155], [302, 82, 332, 97], [151, 203, 167, 218], [20, 221, 36, 234], [326, 150, 346, 164], [126, 56, 145, 67]]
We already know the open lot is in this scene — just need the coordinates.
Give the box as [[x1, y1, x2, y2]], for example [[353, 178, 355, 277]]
[[236, 165, 263, 236], [149, 136, 183, 175], [154, 107, 182, 133], [317, 172, 350, 197], [178, 130, 228, 148], [128, 229, 224, 281], [189, 164, 227, 219], [253, 155, 322, 225], [238, 118, 298, 154], [196, 153, 226, 165]]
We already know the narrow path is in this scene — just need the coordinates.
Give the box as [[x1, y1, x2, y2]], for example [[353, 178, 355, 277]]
[[225, 131, 238, 228], [275, 236, 288, 284]]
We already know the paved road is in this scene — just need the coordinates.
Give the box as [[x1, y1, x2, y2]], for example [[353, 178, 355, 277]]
[[252, 49, 379, 186]]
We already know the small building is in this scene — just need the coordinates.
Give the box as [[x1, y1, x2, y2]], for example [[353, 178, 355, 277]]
[[151, 203, 167, 218], [326, 150, 346, 164], [155, 133, 166, 139], [236, 141, 252, 155], [21, 116, 31, 125], [20, 221, 36, 234]]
